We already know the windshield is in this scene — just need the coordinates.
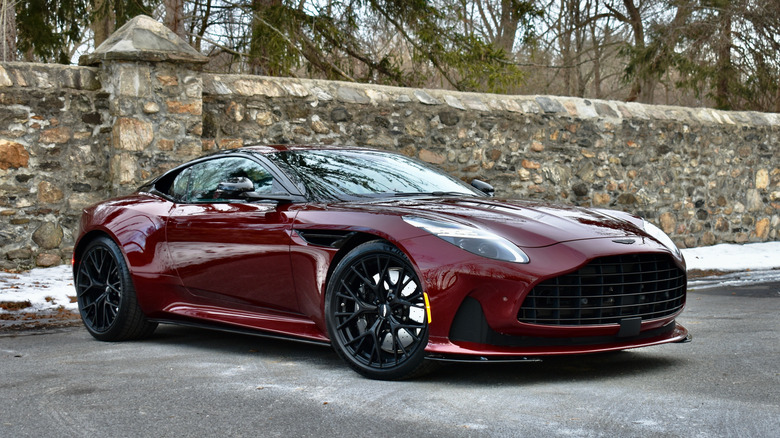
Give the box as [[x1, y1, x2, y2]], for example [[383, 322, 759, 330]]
[[268, 149, 482, 201]]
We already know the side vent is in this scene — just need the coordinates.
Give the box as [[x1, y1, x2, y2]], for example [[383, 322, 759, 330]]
[[296, 230, 356, 248]]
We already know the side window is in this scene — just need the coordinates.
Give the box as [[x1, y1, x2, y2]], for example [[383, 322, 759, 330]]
[[234, 158, 275, 193], [170, 167, 192, 201], [187, 157, 277, 203]]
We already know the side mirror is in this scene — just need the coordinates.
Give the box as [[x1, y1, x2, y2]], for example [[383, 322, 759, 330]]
[[471, 179, 495, 197], [216, 177, 298, 204], [216, 177, 254, 198]]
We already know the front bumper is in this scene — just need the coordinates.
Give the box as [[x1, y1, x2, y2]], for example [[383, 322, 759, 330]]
[[400, 234, 689, 359], [426, 297, 689, 359]]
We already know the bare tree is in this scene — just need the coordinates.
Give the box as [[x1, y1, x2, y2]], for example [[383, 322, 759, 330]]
[[463, 0, 539, 54], [6, 0, 777, 110], [187, 0, 213, 52]]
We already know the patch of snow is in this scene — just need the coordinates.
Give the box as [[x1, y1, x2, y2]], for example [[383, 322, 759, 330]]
[[0, 265, 76, 313], [682, 242, 780, 272]]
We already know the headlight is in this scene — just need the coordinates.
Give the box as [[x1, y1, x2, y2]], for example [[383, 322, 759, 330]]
[[643, 220, 681, 258], [403, 216, 530, 263]]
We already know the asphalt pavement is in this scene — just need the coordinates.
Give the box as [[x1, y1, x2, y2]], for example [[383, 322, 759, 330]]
[[1, 280, 779, 437]]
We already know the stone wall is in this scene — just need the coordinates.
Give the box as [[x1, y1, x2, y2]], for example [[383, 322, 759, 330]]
[[201, 75, 780, 249], [0, 16, 778, 271], [0, 63, 112, 270]]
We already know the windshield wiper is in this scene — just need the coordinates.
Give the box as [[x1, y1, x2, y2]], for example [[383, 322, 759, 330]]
[[390, 191, 475, 197]]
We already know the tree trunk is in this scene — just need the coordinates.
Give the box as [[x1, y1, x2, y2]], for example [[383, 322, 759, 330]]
[[164, 0, 186, 39], [591, 12, 608, 99], [0, 0, 16, 61], [714, 8, 733, 110], [622, 0, 645, 102], [572, 2, 589, 97], [774, 82, 780, 113], [558, 0, 574, 96], [495, 0, 520, 54], [640, 78, 656, 103], [91, 0, 115, 48]]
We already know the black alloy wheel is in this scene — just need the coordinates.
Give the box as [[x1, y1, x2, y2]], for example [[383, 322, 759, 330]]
[[75, 236, 157, 341], [326, 241, 432, 380]]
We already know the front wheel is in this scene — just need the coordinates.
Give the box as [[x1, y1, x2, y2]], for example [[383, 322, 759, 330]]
[[75, 236, 157, 341], [326, 241, 432, 380]]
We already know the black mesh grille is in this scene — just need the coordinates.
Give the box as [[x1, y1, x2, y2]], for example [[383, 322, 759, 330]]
[[518, 253, 686, 326]]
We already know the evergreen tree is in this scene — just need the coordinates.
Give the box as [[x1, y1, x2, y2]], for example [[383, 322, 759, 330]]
[[16, 0, 89, 63], [235, 0, 531, 92]]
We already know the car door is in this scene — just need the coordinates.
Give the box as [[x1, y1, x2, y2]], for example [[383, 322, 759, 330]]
[[165, 156, 300, 313]]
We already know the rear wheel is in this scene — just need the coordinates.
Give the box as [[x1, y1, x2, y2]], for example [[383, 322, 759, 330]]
[[326, 241, 432, 380], [75, 236, 157, 341]]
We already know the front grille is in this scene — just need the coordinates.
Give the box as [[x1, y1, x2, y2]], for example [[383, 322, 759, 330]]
[[518, 253, 686, 326]]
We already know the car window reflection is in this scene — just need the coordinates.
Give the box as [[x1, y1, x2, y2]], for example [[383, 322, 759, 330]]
[[184, 157, 276, 203], [270, 150, 479, 201]]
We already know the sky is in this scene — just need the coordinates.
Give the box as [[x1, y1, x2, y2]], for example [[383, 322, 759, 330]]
[[1, 242, 779, 314]]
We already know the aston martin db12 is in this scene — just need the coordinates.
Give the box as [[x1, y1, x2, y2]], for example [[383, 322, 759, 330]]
[[73, 145, 689, 379]]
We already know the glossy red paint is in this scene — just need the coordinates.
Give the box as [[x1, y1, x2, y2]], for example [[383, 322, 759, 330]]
[[167, 202, 298, 312], [75, 194, 688, 356], [73, 145, 688, 370]]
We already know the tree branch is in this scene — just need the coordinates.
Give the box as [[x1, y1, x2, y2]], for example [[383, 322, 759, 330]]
[[367, 0, 460, 89], [251, 12, 357, 82]]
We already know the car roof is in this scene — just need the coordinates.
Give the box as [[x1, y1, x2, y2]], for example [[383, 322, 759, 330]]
[[236, 144, 381, 155]]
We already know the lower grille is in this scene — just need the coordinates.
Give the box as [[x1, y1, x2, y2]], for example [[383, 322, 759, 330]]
[[518, 253, 686, 326]]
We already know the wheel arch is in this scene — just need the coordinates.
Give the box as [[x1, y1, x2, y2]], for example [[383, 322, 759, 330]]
[[73, 229, 158, 341], [321, 231, 424, 306], [73, 229, 121, 278]]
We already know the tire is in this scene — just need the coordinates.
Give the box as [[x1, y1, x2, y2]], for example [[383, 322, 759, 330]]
[[75, 236, 157, 341], [326, 241, 433, 380]]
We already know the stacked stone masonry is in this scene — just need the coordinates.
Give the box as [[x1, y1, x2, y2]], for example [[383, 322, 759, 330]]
[[1, 62, 778, 270], [0, 63, 112, 270], [201, 75, 779, 250]]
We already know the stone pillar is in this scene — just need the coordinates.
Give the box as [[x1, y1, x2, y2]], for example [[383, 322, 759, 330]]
[[80, 15, 207, 195]]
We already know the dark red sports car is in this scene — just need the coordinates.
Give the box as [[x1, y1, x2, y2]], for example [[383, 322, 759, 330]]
[[73, 145, 689, 379]]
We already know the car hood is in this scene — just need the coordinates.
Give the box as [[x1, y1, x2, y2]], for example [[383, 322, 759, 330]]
[[347, 197, 645, 248]]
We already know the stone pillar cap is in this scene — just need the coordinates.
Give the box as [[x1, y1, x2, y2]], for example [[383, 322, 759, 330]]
[[80, 15, 208, 66]]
